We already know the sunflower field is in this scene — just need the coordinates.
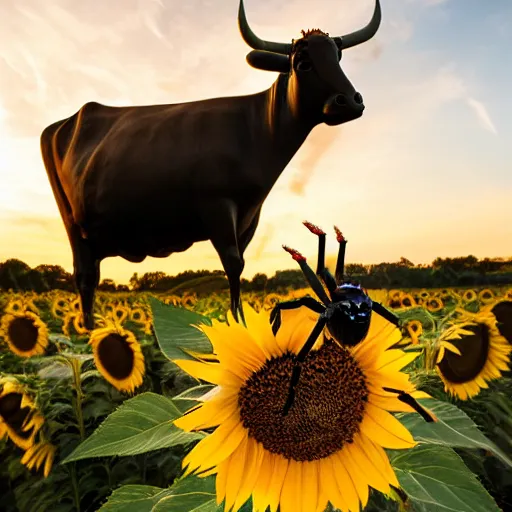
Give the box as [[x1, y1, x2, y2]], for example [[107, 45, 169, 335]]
[[1, 285, 512, 512]]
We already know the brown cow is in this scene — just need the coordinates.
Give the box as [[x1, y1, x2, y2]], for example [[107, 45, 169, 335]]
[[40, 0, 381, 330]]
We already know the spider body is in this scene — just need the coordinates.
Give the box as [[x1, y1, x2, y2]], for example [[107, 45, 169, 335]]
[[272, 221, 436, 423]]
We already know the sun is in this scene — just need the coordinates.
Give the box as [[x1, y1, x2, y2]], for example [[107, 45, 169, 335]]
[[171, 304, 432, 512]]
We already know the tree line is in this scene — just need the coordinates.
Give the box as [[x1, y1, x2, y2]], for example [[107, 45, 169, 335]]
[[0, 255, 511, 295]]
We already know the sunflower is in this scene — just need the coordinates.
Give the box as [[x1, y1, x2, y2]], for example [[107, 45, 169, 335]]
[[0, 378, 45, 450], [419, 289, 430, 300], [478, 289, 495, 304], [505, 288, 512, 301], [129, 307, 147, 324], [485, 300, 512, 344], [5, 299, 25, 315], [0, 310, 49, 357], [400, 293, 416, 308], [21, 440, 56, 478], [70, 297, 82, 313], [263, 293, 284, 311], [182, 294, 198, 309], [62, 311, 89, 337], [109, 305, 128, 323], [164, 295, 182, 307], [172, 304, 431, 512], [89, 319, 145, 393], [436, 312, 511, 400], [462, 289, 477, 302], [51, 295, 70, 319], [426, 297, 444, 313], [404, 320, 423, 345]]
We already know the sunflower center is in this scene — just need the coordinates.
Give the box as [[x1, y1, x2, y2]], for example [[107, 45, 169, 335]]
[[7, 317, 39, 352], [491, 301, 512, 344], [238, 339, 368, 462], [97, 333, 135, 380], [438, 324, 490, 383], [0, 392, 32, 434]]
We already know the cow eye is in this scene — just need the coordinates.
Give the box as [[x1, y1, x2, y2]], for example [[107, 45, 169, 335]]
[[296, 60, 312, 72]]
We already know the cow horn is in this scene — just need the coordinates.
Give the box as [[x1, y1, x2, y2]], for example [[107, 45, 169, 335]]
[[337, 0, 381, 50], [238, 0, 291, 55]]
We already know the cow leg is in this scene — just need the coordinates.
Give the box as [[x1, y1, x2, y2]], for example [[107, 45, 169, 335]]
[[69, 226, 100, 330], [202, 200, 245, 325]]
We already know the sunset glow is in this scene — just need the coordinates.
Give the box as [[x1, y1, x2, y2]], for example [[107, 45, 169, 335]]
[[1, 0, 511, 284]]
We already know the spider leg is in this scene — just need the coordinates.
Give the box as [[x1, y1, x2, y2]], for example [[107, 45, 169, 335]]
[[383, 387, 437, 423], [333, 226, 347, 283], [372, 301, 401, 328], [282, 246, 331, 306], [303, 221, 337, 293], [270, 296, 325, 335], [283, 314, 328, 415]]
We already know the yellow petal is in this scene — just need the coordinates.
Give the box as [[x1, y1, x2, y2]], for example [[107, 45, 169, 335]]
[[280, 460, 302, 512], [224, 435, 249, 511], [374, 351, 419, 373], [173, 359, 242, 388], [366, 436, 400, 487], [341, 444, 369, 508], [301, 460, 319, 512], [233, 439, 266, 512], [350, 434, 391, 494], [266, 455, 290, 512], [252, 450, 276, 512], [173, 394, 238, 432], [319, 456, 348, 512], [43, 447, 55, 478], [215, 459, 230, 505], [332, 452, 360, 512], [360, 403, 416, 449], [182, 416, 247, 476]]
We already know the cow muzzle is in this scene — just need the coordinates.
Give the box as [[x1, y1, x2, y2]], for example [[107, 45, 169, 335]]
[[323, 92, 365, 125]]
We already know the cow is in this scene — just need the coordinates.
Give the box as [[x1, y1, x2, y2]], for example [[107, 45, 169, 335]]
[[40, 0, 382, 330]]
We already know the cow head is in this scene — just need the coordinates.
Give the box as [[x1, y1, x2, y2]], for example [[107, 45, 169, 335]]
[[238, 0, 381, 126]]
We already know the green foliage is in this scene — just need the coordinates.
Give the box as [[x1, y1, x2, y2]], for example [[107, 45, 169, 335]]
[[64, 393, 204, 462], [398, 398, 512, 468], [392, 445, 500, 511], [1, 287, 511, 512], [151, 297, 214, 361], [99, 475, 220, 512]]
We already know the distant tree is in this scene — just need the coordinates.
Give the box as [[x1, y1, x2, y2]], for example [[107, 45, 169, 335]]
[[129, 272, 140, 291], [34, 264, 73, 291], [0, 259, 32, 290], [98, 279, 117, 292], [250, 273, 268, 292]]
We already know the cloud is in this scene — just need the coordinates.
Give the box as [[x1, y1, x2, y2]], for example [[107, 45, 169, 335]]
[[289, 125, 343, 196], [466, 98, 497, 134]]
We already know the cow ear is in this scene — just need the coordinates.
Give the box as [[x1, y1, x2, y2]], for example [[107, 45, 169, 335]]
[[246, 50, 290, 73]]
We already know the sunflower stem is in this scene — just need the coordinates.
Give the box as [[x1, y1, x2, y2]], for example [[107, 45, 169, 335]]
[[69, 463, 81, 512], [68, 357, 86, 441]]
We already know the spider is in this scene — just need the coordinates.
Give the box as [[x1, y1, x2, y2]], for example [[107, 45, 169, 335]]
[[271, 221, 436, 423]]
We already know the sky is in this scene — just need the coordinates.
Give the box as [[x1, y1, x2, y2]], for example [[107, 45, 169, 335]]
[[0, 0, 511, 284]]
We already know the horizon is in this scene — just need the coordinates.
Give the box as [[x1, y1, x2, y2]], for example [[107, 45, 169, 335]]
[[1, 0, 511, 284]]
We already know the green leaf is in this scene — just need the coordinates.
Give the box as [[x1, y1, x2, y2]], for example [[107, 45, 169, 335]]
[[391, 444, 500, 512], [399, 398, 512, 468], [98, 485, 174, 512], [149, 297, 213, 361], [99, 476, 221, 512], [63, 392, 204, 463], [173, 385, 216, 402]]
